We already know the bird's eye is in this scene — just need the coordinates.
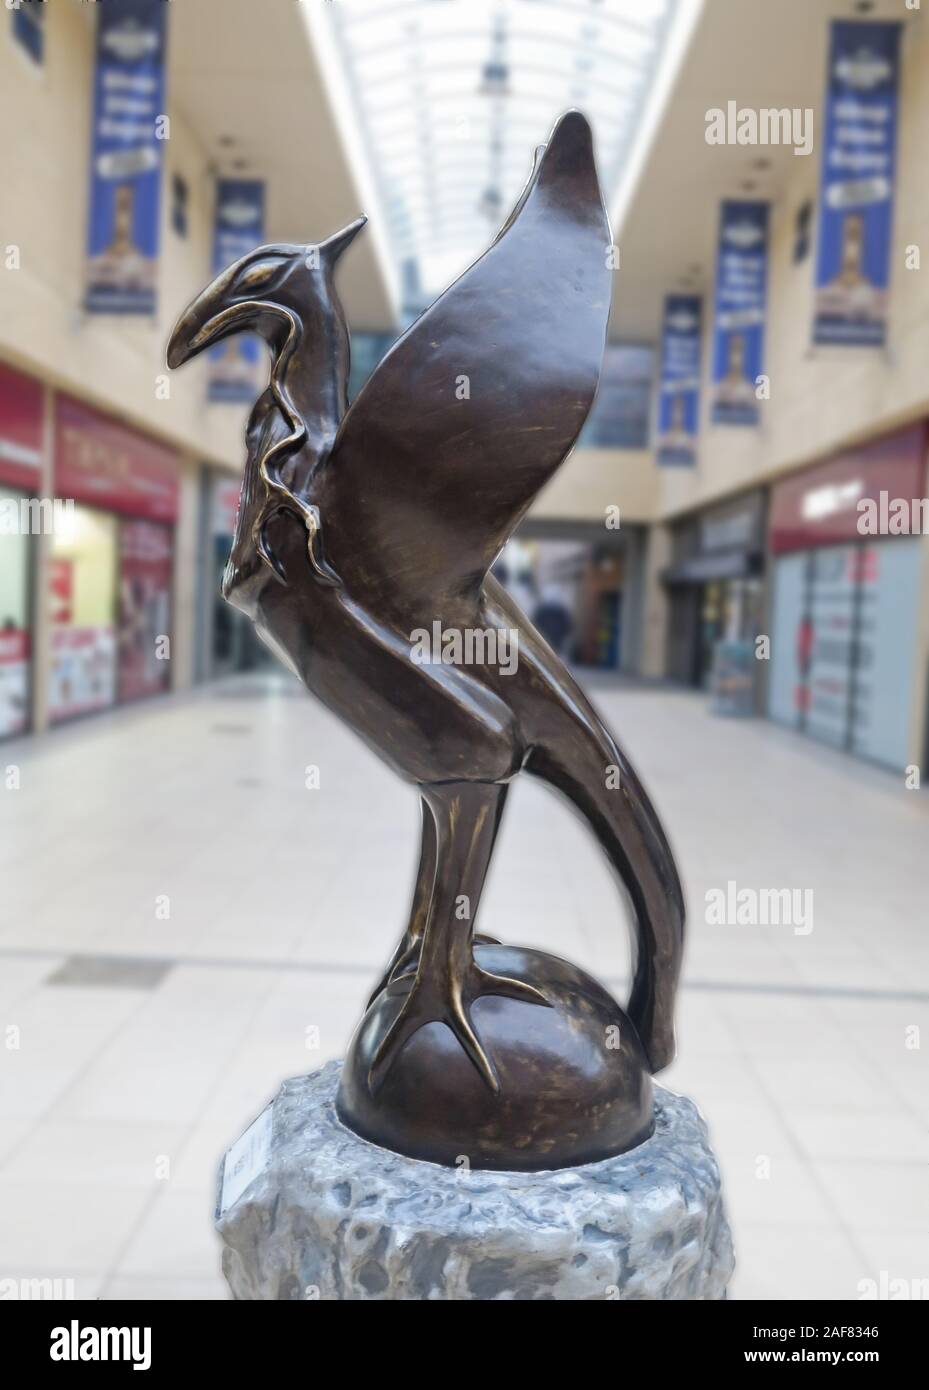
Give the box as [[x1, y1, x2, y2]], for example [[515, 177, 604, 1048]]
[[234, 258, 281, 292]]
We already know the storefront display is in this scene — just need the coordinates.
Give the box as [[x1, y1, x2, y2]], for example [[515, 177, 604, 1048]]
[[117, 519, 173, 702], [50, 395, 179, 723], [199, 471, 266, 679], [709, 640, 756, 717], [496, 535, 627, 670], [48, 507, 118, 723], [664, 490, 767, 691], [767, 425, 926, 770], [0, 488, 32, 738], [0, 363, 43, 739]]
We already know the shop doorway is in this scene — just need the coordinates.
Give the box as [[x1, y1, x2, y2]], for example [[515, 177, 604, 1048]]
[[0, 485, 33, 738], [199, 470, 271, 680], [768, 538, 921, 770], [494, 536, 626, 670], [48, 507, 174, 722], [48, 506, 119, 723], [698, 577, 764, 690], [668, 576, 764, 690], [117, 518, 173, 703]]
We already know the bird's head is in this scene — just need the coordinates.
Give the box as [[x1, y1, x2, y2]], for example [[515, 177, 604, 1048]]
[[166, 217, 367, 368]]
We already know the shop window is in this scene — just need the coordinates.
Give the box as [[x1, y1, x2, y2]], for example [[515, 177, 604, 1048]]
[[11, 0, 45, 67], [117, 518, 173, 703], [768, 539, 921, 771], [0, 487, 32, 738], [47, 507, 119, 724], [171, 174, 189, 238], [793, 200, 813, 264]]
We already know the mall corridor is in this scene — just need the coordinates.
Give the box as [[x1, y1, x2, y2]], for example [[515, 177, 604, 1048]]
[[0, 674, 925, 1300]]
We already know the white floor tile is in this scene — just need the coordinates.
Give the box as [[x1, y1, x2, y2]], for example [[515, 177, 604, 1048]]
[[0, 1180, 151, 1271], [116, 1190, 224, 1280], [1, 672, 926, 1299]]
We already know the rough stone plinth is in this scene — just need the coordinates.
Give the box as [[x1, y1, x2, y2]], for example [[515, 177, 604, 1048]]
[[217, 1060, 734, 1301]]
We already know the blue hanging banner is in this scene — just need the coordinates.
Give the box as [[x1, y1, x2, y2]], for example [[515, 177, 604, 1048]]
[[656, 295, 702, 467], [813, 20, 902, 347], [711, 200, 769, 427], [84, 0, 169, 315], [208, 179, 266, 403]]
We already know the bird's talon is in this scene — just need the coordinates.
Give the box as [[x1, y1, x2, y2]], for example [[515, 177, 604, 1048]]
[[471, 966, 551, 1010], [367, 978, 445, 1093], [384, 959, 418, 996], [369, 934, 501, 1010], [368, 971, 503, 1094], [367, 956, 549, 1095]]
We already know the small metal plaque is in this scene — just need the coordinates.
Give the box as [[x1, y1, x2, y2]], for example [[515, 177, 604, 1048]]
[[220, 1104, 273, 1215]]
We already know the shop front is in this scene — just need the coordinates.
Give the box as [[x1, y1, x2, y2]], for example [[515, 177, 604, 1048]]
[[0, 363, 44, 739], [50, 396, 179, 724], [767, 424, 927, 771], [501, 520, 646, 673], [197, 469, 267, 680], [664, 490, 767, 695]]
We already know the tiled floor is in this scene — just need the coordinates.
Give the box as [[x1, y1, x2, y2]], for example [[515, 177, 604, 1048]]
[[0, 673, 925, 1300]]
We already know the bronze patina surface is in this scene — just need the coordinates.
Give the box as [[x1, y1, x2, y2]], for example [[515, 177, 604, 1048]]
[[168, 111, 685, 1171]]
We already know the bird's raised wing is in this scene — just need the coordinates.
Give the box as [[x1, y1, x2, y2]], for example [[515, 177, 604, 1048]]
[[315, 111, 612, 621]]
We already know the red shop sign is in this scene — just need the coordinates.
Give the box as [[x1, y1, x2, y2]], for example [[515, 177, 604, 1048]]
[[55, 395, 179, 523], [0, 362, 43, 490], [769, 424, 928, 554]]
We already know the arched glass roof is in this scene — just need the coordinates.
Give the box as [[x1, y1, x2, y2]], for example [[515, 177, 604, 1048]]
[[325, 0, 681, 309]]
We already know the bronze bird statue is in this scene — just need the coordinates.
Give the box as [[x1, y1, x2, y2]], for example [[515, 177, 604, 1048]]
[[168, 112, 685, 1171]]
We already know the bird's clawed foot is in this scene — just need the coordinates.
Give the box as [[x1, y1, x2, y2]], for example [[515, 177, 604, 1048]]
[[367, 958, 550, 1096], [367, 932, 503, 1010], [366, 934, 416, 1011]]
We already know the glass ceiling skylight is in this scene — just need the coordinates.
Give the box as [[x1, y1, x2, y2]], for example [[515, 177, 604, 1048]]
[[325, 0, 680, 309]]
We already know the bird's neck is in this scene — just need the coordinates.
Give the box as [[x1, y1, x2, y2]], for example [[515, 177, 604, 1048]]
[[224, 296, 352, 609], [276, 301, 351, 480]]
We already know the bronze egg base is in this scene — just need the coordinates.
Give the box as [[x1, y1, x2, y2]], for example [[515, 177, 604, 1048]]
[[337, 944, 654, 1171]]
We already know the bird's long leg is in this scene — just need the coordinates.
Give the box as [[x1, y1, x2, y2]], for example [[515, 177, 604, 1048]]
[[368, 781, 550, 1095], [365, 796, 437, 1009]]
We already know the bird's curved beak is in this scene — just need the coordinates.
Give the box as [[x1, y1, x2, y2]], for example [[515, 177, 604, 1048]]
[[320, 215, 367, 262], [167, 266, 254, 370]]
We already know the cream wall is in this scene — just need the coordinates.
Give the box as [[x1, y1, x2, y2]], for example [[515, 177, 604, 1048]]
[[0, 1, 247, 469], [1, 7, 658, 545], [659, 16, 929, 520], [532, 447, 659, 525], [646, 18, 929, 763], [1, 4, 252, 717]]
